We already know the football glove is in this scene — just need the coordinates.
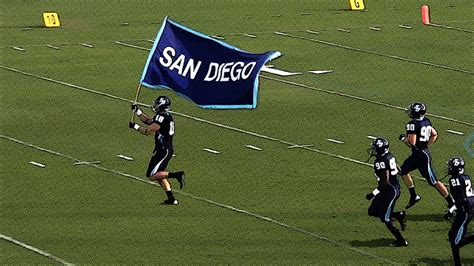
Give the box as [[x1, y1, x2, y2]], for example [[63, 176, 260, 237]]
[[129, 122, 140, 131], [398, 134, 406, 141], [131, 104, 142, 116], [366, 193, 375, 200]]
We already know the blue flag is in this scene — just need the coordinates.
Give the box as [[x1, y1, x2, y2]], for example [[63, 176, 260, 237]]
[[140, 17, 281, 109]]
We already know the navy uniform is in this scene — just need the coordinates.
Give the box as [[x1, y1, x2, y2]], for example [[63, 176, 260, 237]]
[[366, 138, 407, 247], [146, 112, 174, 178], [446, 158, 474, 266], [400, 116, 438, 185], [129, 96, 185, 205], [399, 102, 455, 211]]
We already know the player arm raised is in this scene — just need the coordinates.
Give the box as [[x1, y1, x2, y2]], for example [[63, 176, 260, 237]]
[[131, 104, 154, 125]]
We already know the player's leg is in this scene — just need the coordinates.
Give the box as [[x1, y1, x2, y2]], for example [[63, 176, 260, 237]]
[[419, 150, 455, 210], [147, 150, 178, 204], [400, 154, 421, 208], [383, 188, 408, 246], [448, 211, 469, 266]]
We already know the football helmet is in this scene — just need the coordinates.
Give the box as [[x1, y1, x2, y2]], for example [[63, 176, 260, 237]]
[[447, 157, 465, 175], [406, 102, 426, 119], [369, 137, 390, 157], [152, 96, 171, 113]]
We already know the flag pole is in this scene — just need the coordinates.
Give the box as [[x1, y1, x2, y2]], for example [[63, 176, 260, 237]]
[[131, 83, 142, 123]]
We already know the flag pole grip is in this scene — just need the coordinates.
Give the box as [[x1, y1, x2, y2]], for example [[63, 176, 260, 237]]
[[131, 83, 142, 123]]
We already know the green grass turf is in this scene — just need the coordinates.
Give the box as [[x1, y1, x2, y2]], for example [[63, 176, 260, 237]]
[[1, 0, 473, 264]]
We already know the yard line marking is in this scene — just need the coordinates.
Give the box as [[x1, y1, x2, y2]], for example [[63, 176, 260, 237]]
[[29, 161, 46, 168], [429, 23, 474, 33], [117, 154, 134, 161], [0, 134, 398, 265], [211, 35, 224, 40], [287, 144, 314, 149], [367, 135, 377, 140], [326, 138, 344, 144], [79, 42, 473, 127], [274, 32, 473, 75], [203, 148, 221, 154], [0, 234, 72, 265], [73, 161, 102, 165], [260, 74, 474, 127], [446, 129, 465, 135], [246, 145, 262, 151]]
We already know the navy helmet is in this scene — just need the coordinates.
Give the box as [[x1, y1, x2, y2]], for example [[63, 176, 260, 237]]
[[407, 102, 426, 119], [152, 96, 171, 113], [369, 137, 390, 157], [447, 157, 465, 175]]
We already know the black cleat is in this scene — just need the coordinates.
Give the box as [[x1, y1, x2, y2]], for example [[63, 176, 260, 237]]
[[162, 199, 179, 205], [389, 239, 408, 247], [397, 211, 407, 231], [405, 195, 421, 209], [176, 171, 185, 189]]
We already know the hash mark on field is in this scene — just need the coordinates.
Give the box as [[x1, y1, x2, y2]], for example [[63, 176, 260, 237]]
[[47, 45, 60, 50], [29, 161, 46, 168], [398, 25, 412, 29], [446, 129, 464, 135], [0, 234, 72, 265], [243, 33, 256, 38], [203, 148, 220, 154], [117, 154, 134, 161], [246, 145, 262, 151], [80, 43, 93, 48], [326, 138, 344, 144], [12, 46, 26, 51], [0, 134, 398, 265]]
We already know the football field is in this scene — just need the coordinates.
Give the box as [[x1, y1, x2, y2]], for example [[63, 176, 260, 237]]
[[1, 0, 473, 264]]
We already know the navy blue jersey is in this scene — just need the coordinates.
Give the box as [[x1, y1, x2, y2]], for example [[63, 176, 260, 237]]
[[405, 117, 434, 152], [373, 152, 400, 190], [152, 112, 174, 150], [449, 174, 474, 212]]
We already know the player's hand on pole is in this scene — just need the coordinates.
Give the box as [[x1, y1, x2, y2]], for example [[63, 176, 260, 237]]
[[131, 104, 143, 116], [129, 122, 140, 131]]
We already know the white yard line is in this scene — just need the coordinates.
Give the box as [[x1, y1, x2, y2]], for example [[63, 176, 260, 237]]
[[275, 32, 473, 75], [0, 134, 397, 265], [0, 234, 72, 265]]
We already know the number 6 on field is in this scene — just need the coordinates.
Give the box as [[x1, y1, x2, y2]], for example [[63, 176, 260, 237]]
[[43, 12, 61, 27], [349, 0, 365, 11]]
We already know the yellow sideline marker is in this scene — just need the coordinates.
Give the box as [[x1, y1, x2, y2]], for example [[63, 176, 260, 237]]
[[349, 0, 365, 11], [43, 12, 60, 27]]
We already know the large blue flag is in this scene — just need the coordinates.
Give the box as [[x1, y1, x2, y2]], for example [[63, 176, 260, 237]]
[[140, 17, 281, 109]]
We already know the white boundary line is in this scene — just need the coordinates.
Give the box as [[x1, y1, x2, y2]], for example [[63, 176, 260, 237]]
[[0, 234, 72, 265], [277, 32, 473, 75], [0, 134, 397, 265], [260, 75, 474, 127]]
